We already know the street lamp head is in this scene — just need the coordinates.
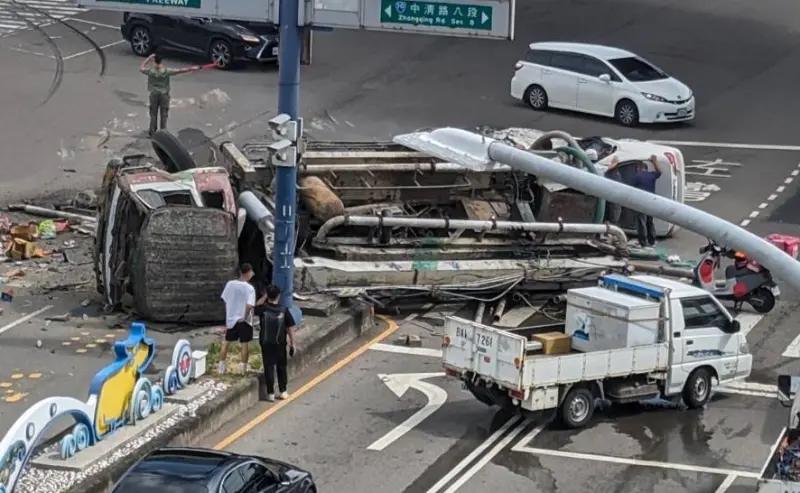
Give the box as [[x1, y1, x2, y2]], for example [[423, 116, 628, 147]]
[[393, 127, 505, 172]]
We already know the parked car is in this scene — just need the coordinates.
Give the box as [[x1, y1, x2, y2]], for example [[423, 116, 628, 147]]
[[110, 447, 316, 493], [121, 13, 279, 69], [510, 42, 695, 126]]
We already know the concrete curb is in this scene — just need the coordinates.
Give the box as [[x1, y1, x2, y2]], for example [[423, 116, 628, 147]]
[[66, 377, 260, 493], [62, 303, 373, 493]]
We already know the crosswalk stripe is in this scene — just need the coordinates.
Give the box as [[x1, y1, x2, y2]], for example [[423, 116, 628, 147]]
[[0, 0, 87, 36]]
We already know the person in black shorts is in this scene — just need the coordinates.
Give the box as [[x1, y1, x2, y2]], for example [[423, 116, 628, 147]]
[[255, 284, 297, 401], [219, 264, 256, 374]]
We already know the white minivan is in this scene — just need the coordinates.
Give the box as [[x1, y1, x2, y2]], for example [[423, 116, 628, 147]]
[[510, 42, 695, 126]]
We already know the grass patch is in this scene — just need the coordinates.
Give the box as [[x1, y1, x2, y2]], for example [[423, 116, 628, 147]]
[[207, 341, 263, 382]]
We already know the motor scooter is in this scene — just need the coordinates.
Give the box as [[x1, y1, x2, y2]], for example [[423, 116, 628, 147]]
[[693, 240, 779, 313]]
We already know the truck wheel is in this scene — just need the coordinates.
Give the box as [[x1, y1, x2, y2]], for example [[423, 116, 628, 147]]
[[682, 368, 712, 409], [151, 130, 197, 173], [559, 387, 595, 429]]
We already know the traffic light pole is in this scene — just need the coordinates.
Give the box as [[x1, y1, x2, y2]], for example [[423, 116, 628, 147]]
[[272, 0, 302, 310]]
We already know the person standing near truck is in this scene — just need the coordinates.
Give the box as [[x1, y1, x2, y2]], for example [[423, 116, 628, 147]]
[[633, 155, 662, 247], [219, 263, 256, 374], [139, 52, 202, 136], [256, 284, 297, 402]]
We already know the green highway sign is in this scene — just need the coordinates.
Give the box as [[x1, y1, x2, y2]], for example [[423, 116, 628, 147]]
[[380, 0, 492, 31], [97, 0, 201, 6]]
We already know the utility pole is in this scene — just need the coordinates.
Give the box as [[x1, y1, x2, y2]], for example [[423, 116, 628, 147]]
[[271, 0, 302, 310]]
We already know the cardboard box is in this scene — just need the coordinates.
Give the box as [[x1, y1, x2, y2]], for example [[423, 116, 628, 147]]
[[533, 332, 571, 355]]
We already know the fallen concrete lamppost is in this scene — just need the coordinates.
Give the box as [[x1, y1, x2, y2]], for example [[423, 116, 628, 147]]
[[394, 127, 800, 292]]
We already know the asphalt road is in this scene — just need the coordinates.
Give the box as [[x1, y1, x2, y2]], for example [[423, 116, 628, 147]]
[[210, 307, 788, 493]]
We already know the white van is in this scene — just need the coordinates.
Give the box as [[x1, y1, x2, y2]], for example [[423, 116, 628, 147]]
[[510, 42, 695, 126]]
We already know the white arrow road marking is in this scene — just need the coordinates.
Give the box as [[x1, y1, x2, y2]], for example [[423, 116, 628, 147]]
[[368, 372, 447, 451]]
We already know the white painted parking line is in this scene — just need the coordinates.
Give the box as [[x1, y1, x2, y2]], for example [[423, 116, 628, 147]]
[[512, 445, 761, 478], [0, 305, 53, 335], [713, 474, 737, 493], [68, 17, 118, 29], [425, 416, 526, 493], [62, 39, 125, 60]]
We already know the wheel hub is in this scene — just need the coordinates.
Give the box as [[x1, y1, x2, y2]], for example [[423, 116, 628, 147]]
[[569, 395, 589, 422], [694, 378, 707, 400]]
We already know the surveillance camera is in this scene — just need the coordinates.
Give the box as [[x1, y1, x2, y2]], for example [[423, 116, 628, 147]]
[[268, 114, 291, 131], [268, 139, 292, 155]]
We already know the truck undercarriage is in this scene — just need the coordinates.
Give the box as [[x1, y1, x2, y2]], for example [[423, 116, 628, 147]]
[[95, 129, 672, 322]]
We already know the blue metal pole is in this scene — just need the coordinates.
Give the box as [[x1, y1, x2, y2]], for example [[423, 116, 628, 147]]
[[272, 0, 301, 309]]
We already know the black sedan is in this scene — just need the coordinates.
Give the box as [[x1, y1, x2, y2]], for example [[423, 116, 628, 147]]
[[121, 13, 279, 69], [110, 447, 316, 493]]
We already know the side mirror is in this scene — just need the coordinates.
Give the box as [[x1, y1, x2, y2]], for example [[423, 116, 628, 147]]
[[727, 319, 740, 333], [778, 374, 800, 407], [598, 74, 611, 82]]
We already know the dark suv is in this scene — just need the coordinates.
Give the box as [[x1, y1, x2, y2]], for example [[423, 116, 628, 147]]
[[121, 13, 279, 69]]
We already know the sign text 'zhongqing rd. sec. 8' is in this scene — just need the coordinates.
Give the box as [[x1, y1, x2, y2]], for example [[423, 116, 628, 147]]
[[380, 0, 493, 31]]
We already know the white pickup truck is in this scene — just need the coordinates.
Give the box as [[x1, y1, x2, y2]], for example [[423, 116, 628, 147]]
[[442, 273, 753, 428], [757, 375, 800, 492]]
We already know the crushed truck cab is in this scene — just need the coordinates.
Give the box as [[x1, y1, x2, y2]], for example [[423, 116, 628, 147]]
[[442, 274, 752, 428]]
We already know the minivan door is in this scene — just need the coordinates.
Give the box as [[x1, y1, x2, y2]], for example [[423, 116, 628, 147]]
[[576, 55, 616, 116], [544, 52, 580, 109]]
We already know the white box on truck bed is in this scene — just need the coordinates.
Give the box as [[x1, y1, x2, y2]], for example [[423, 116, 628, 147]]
[[566, 286, 661, 352]]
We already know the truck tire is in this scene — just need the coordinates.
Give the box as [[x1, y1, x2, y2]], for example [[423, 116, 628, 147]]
[[151, 130, 197, 173], [559, 387, 595, 429], [682, 368, 712, 409]]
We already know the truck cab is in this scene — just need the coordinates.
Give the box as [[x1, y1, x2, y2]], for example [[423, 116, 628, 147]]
[[442, 274, 752, 428]]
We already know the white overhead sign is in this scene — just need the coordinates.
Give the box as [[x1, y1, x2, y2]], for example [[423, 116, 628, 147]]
[[77, 0, 515, 40]]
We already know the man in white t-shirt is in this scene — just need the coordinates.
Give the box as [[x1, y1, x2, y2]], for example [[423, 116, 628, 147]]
[[219, 263, 256, 374]]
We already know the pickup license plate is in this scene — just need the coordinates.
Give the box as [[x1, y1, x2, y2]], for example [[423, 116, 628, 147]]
[[771, 285, 781, 296], [272, 47, 279, 56], [677, 108, 687, 117], [475, 332, 495, 353]]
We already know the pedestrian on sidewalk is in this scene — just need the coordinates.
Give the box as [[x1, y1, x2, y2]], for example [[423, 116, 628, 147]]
[[256, 284, 297, 402], [139, 52, 202, 136], [633, 154, 663, 248], [219, 263, 256, 374]]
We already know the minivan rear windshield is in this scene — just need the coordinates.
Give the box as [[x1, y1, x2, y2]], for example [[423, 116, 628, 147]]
[[608, 57, 667, 82]]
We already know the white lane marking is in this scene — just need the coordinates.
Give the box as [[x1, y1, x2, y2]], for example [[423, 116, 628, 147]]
[[68, 17, 118, 29], [0, 305, 53, 335], [712, 474, 737, 493], [510, 424, 547, 452], [738, 312, 763, 336], [424, 416, 524, 493], [371, 343, 443, 358], [512, 445, 761, 478], [368, 372, 448, 451], [740, 161, 800, 226], [441, 421, 534, 493], [63, 39, 125, 60], [5, 45, 52, 58], [782, 332, 800, 357], [649, 140, 800, 151]]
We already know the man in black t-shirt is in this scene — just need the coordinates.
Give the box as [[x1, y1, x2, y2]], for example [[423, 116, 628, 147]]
[[255, 284, 297, 402]]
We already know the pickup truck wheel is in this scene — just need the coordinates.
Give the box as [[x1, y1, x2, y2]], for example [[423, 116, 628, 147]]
[[560, 387, 594, 429], [682, 368, 712, 409]]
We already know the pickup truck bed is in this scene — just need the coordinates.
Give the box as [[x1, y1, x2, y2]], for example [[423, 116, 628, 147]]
[[442, 316, 670, 392]]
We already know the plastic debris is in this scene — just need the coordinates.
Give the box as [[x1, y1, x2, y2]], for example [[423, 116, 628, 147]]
[[2, 289, 13, 302], [38, 220, 56, 240]]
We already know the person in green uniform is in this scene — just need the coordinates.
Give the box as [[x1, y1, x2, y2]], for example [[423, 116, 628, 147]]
[[140, 53, 202, 136]]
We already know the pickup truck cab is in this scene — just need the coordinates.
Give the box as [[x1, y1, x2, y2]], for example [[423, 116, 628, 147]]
[[442, 274, 752, 428]]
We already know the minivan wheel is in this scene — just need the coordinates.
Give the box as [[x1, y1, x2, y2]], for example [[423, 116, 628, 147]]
[[524, 85, 548, 110], [130, 26, 153, 57], [615, 99, 639, 126], [682, 368, 712, 409]]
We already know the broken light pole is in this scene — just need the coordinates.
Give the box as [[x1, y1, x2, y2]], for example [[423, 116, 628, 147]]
[[393, 127, 800, 292]]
